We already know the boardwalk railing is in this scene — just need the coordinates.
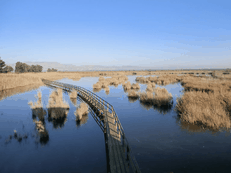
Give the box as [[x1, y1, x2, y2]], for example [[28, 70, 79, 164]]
[[42, 79, 141, 173]]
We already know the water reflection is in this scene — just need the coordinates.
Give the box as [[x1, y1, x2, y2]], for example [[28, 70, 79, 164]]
[[128, 97, 139, 103], [153, 102, 173, 115], [32, 108, 46, 123], [0, 84, 41, 101], [48, 108, 69, 129], [70, 98, 77, 106], [76, 114, 89, 127]]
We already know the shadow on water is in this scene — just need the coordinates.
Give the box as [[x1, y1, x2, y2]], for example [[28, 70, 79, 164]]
[[139, 100, 173, 114], [47, 107, 69, 129], [76, 114, 89, 127], [31, 107, 49, 145], [128, 97, 139, 103]]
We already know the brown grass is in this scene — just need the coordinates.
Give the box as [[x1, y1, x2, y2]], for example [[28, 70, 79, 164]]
[[123, 81, 131, 90], [136, 76, 149, 83], [176, 91, 231, 130], [69, 90, 77, 99], [128, 90, 139, 98], [181, 76, 231, 93], [47, 88, 69, 108], [153, 87, 173, 107], [146, 84, 154, 92], [75, 102, 89, 121], [131, 83, 140, 89], [28, 91, 43, 109]]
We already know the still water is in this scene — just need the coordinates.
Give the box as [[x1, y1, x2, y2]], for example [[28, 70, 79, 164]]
[[0, 75, 231, 173]]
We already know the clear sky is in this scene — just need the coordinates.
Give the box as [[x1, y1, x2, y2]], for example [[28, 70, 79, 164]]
[[0, 0, 231, 69]]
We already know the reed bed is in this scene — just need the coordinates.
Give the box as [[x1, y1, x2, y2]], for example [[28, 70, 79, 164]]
[[0, 73, 43, 91], [181, 76, 231, 93], [176, 91, 231, 130], [75, 102, 89, 121], [92, 75, 128, 92]]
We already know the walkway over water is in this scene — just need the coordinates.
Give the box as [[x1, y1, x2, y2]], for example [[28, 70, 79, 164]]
[[42, 79, 141, 173]]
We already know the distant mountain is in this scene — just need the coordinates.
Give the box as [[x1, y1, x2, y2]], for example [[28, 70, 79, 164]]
[[6, 61, 159, 72], [5, 61, 222, 72]]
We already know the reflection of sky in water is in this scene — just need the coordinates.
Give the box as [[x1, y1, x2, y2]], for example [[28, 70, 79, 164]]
[[0, 75, 231, 173], [0, 84, 106, 173]]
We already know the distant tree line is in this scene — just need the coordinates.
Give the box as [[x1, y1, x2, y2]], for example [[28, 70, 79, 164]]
[[0, 57, 13, 73], [15, 62, 43, 73], [47, 68, 58, 72]]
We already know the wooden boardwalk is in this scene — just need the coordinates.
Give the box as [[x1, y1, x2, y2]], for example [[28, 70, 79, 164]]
[[42, 79, 141, 173]]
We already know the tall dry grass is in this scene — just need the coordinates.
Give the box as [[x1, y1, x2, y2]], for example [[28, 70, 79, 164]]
[[47, 88, 69, 108], [128, 90, 139, 98], [75, 102, 89, 121], [176, 91, 231, 130], [123, 81, 131, 90], [28, 91, 43, 109], [69, 90, 78, 99], [153, 87, 173, 107], [131, 83, 140, 89]]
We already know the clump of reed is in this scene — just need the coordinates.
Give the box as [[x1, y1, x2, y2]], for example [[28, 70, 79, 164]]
[[75, 102, 89, 121], [69, 90, 77, 99], [123, 81, 131, 90], [93, 82, 102, 89], [104, 86, 110, 95], [28, 91, 43, 109], [146, 82, 156, 92], [136, 76, 149, 83], [128, 90, 139, 98], [131, 83, 140, 89], [146, 76, 158, 83], [153, 87, 173, 107], [176, 91, 231, 130], [47, 88, 69, 108], [154, 75, 178, 85], [139, 91, 154, 103]]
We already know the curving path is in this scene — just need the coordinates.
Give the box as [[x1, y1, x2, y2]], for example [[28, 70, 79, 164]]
[[42, 79, 141, 173]]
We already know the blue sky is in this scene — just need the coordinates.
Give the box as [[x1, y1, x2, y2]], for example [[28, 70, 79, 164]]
[[0, 0, 231, 69]]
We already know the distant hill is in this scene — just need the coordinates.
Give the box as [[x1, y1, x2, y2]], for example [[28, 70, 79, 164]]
[[6, 61, 158, 72], [5, 61, 224, 72]]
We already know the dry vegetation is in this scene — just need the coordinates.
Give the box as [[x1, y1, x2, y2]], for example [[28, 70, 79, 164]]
[[47, 88, 69, 109], [28, 91, 43, 109], [176, 90, 231, 130], [69, 90, 78, 99], [75, 102, 89, 121], [128, 90, 139, 99], [153, 87, 173, 107]]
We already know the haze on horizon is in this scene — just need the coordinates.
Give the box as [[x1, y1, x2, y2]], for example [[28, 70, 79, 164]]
[[0, 0, 231, 70]]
